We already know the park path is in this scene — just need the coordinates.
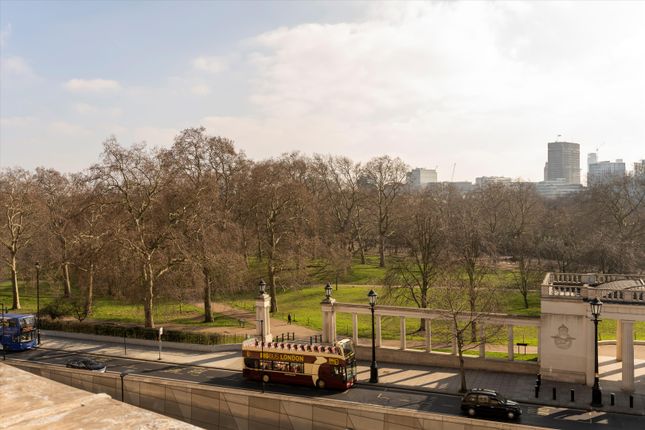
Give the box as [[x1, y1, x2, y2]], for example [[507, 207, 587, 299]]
[[192, 301, 320, 340]]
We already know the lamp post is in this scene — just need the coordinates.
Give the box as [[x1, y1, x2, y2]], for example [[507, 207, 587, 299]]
[[2, 302, 6, 361], [259, 279, 266, 295], [35, 262, 41, 345], [590, 297, 603, 407], [368, 289, 378, 383], [120, 371, 130, 402], [325, 282, 332, 300]]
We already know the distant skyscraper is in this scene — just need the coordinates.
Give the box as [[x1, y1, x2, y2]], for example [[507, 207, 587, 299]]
[[587, 152, 598, 168], [544, 141, 580, 184], [635, 160, 645, 177], [587, 159, 626, 186], [408, 168, 437, 187]]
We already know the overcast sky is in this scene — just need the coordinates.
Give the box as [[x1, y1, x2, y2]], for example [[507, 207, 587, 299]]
[[1, 1, 643, 182]]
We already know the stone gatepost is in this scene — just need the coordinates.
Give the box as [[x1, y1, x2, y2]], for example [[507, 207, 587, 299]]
[[256, 287, 272, 343], [321, 296, 337, 343]]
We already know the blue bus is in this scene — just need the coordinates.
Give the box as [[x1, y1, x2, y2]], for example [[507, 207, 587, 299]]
[[1, 313, 38, 351]]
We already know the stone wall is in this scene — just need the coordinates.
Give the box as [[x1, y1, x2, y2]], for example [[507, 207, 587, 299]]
[[10, 361, 546, 430], [356, 345, 539, 375]]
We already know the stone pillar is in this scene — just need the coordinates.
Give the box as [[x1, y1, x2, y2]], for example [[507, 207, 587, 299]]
[[400, 317, 406, 350], [375, 315, 382, 347], [321, 299, 336, 343], [479, 323, 486, 358], [352, 313, 358, 345], [425, 319, 432, 352], [616, 320, 623, 362], [256, 292, 272, 342], [621, 321, 634, 392], [507, 325, 514, 361]]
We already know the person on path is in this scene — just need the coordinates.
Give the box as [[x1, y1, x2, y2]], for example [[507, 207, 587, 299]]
[[287, 313, 292, 324]]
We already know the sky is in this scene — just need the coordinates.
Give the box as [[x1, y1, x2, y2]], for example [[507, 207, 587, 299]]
[[1, 0, 644, 182]]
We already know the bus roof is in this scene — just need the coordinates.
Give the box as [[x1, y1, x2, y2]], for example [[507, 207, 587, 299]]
[[1, 313, 34, 319]]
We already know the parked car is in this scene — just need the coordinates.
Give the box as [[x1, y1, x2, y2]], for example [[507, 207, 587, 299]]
[[460, 388, 522, 420], [66, 358, 107, 373]]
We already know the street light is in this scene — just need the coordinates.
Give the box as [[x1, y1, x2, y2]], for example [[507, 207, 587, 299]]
[[259, 318, 265, 393], [120, 371, 131, 402], [324, 282, 332, 300], [590, 297, 603, 407], [35, 262, 41, 345], [259, 279, 266, 295], [2, 302, 6, 361], [368, 289, 378, 383]]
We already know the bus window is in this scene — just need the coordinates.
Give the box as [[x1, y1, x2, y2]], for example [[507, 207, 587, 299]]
[[244, 358, 259, 369]]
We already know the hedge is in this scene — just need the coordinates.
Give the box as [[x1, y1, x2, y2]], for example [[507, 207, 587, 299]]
[[40, 319, 246, 345]]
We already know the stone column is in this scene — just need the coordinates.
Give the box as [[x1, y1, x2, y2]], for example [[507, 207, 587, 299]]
[[507, 325, 514, 361], [321, 298, 336, 343], [616, 320, 623, 362], [375, 315, 382, 347], [400, 317, 406, 350], [425, 319, 432, 352], [479, 323, 486, 358], [256, 292, 272, 342], [621, 321, 634, 392], [352, 313, 358, 345], [536, 327, 541, 364]]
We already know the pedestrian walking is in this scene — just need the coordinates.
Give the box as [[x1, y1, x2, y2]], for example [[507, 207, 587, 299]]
[[287, 313, 292, 324]]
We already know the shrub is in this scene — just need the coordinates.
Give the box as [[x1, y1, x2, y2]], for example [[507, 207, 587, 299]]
[[41, 298, 75, 320]]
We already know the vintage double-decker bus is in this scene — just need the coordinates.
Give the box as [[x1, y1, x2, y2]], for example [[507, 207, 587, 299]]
[[0, 313, 37, 351], [242, 337, 357, 390]]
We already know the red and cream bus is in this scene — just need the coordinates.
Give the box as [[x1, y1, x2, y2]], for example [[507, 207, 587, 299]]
[[242, 337, 357, 390]]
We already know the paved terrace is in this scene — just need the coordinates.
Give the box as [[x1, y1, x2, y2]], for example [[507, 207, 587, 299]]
[[0, 361, 199, 429], [27, 331, 645, 416]]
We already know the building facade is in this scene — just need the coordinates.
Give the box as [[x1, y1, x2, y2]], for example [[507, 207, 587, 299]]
[[587, 159, 626, 186], [407, 168, 438, 187], [544, 141, 581, 184], [475, 176, 512, 187]]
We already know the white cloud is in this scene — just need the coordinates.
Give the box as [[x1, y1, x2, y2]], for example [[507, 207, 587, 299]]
[[64, 78, 121, 93], [193, 56, 227, 73], [73, 102, 122, 117], [49, 121, 90, 135], [190, 84, 211, 96], [0, 116, 35, 127], [0, 56, 36, 78]]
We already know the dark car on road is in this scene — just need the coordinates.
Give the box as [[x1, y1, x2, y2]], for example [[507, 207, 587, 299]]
[[461, 388, 522, 420], [66, 358, 107, 372]]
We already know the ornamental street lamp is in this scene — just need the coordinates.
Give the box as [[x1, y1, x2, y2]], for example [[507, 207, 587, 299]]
[[324, 282, 332, 300], [259, 279, 267, 295], [368, 289, 378, 383], [590, 297, 603, 407], [36, 262, 41, 345]]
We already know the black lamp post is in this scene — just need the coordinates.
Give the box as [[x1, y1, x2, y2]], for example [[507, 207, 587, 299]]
[[35, 262, 41, 345], [590, 297, 603, 407], [368, 289, 378, 383], [2, 302, 6, 361], [259, 279, 266, 295], [324, 282, 332, 300]]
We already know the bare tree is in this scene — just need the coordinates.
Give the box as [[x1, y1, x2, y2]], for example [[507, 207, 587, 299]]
[[93, 139, 181, 328], [363, 156, 408, 267], [0, 168, 38, 309], [386, 188, 448, 330]]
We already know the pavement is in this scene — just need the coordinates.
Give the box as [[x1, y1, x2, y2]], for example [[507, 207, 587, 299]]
[[30, 331, 645, 417]]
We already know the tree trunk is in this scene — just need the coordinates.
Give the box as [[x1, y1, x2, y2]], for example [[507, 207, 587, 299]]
[[378, 233, 385, 268], [268, 263, 278, 313], [143, 263, 155, 328], [203, 267, 213, 323], [11, 254, 20, 310], [84, 261, 94, 316], [63, 261, 72, 298], [458, 352, 467, 393]]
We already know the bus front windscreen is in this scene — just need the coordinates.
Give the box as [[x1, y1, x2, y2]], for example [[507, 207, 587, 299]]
[[340, 340, 354, 358]]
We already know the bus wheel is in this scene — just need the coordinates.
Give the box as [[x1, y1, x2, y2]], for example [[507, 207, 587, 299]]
[[262, 374, 270, 384], [316, 379, 326, 389]]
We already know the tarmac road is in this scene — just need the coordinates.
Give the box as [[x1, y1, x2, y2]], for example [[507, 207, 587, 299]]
[[7, 347, 645, 430]]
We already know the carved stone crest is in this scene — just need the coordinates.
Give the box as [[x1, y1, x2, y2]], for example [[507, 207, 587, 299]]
[[552, 324, 575, 349]]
